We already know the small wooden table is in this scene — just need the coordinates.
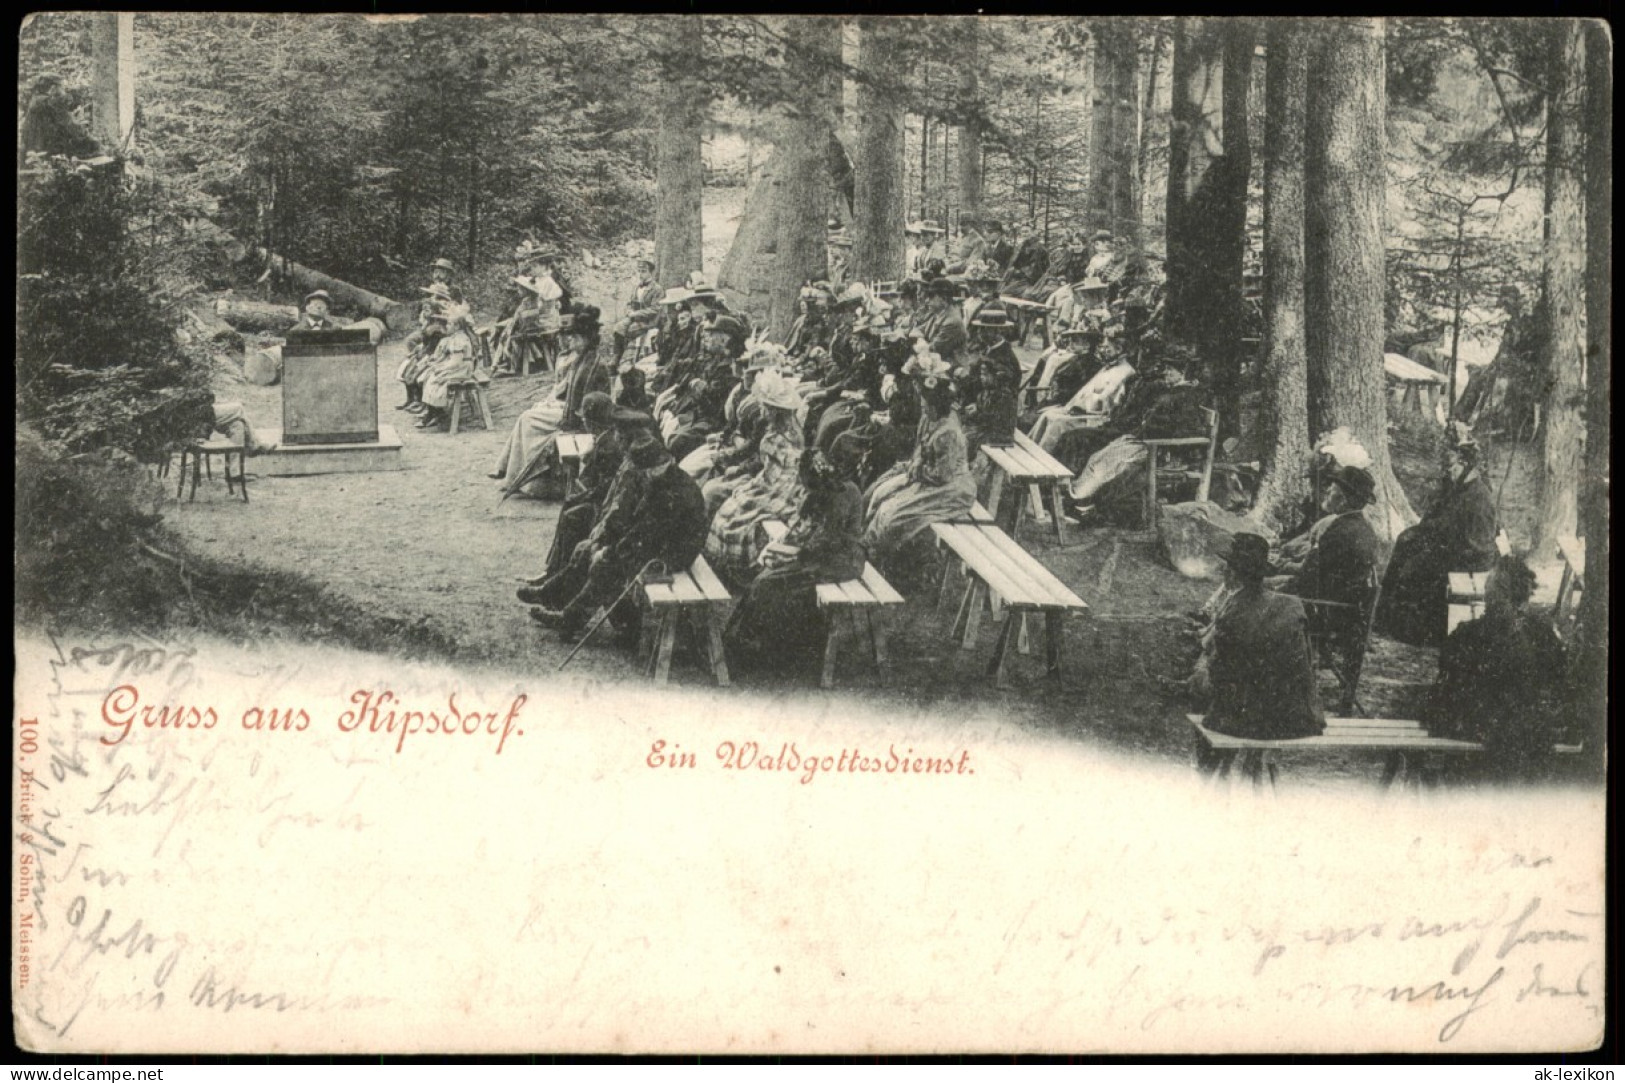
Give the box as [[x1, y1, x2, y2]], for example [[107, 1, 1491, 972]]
[[640, 556, 733, 687], [931, 519, 1089, 688], [980, 431, 1074, 545]]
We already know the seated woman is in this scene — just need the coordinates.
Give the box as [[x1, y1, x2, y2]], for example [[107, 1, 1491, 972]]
[[1376, 428, 1498, 646], [862, 353, 977, 588], [724, 450, 867, 672], [702, 371, 807, 586], [1026, 336, 1131, 456], [415, 304, 479, 432], [490, 308, 609, 498], [493, 257, 564, 376], [680, 343, 781, 486], [1425, 555, 1569, 775]]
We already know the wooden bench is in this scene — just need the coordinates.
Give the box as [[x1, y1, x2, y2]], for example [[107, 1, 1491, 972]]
[[1143, 407, 1219, 528], [1447, 600, 1485, 635], [1188, 715, 1482, 794], [1554, 534, 1585, 629], [446, 379, 494, 435], [980, 430, 1074, 545], [557, 433, 595, 496], [931, 519, 1089, 688], [1188, 714, 1585, 794], [761, 520, 906, 689], [1447, 571, 1488, 602], [175, 437, 249, 503], [639, 556, 732, 688], [1000, 294, 1053, 348]]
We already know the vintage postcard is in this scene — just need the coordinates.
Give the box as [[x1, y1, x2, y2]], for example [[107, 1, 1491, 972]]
[[14, 12, 1608, 1056]]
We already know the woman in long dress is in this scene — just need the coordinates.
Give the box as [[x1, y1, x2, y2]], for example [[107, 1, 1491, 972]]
[[725, 449, 867, 672], [702, 371, 807, 586], [490, 309, 609, 498], [862, 353, 977, 585], [415, 304, 479, 431]]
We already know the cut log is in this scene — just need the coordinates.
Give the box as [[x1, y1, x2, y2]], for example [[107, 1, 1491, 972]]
[[254, 249, 416, 331], [351, 317, 388, 345], [184, 301, 245, 352], [244, 344, 282, 387], [217, 298, 300, 334]]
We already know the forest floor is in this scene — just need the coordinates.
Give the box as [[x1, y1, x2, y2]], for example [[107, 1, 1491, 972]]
[[157, 185, 1575, 788]]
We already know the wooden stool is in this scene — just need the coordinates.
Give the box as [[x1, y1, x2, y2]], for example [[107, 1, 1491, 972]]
[[175, 438, 248, 503], [447, 380, 494, 435], [639, 556, 733, 687], [557, 433, 596, 497], [981, 431, 1074, 546]]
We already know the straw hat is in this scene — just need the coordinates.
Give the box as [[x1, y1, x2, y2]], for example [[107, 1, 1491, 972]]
[[754, 369, 804, 412]]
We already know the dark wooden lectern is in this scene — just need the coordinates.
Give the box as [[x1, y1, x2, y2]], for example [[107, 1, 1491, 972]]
[[281, 327, 378, 445]]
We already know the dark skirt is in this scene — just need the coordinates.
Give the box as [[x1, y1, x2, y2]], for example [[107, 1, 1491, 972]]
[[724, 566, 830, 671]]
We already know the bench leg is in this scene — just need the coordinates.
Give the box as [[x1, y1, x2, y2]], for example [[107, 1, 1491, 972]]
[[477, 390, 494, 430], [236, 452, 249, 502], [190, 452, 202, 502], [706, 608, 730, 688], [651, 611, 677, 686], [1044, 610, 1064, 678], [1145, 446, 1159, 529], [866, 608, 889, 670], [986, 469, 1006, 529], [821, 615, 842, 690], [987, 613, 1017, 689], [449, 396, 463, 436], [936, 558, 961, 619], [988, 585, 1004, 622], [1379, 751, 1405, 792], [1016, 613, 1031, 656], [958, 579, 987, 650], [1046, 482, 1067, 545], [175, 450, 188, 499]]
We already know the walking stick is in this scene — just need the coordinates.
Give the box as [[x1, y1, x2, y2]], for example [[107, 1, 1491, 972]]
[[555, 558, 668, 673]]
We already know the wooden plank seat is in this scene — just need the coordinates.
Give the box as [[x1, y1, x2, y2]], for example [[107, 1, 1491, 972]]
[[1188, 714, 1481, 794], [931, 519, 1089, 688], [1447, 601, 1485, 635], [557, 433, 595, 496], [980, 430, 1074, 545], [1447, 571, 1488, 602], [175, 436, 249, 503], [1188, 714, 1584, 794], [639, 556, 733, 688], [999, 294, 1053, 348], [760, 520, 906, 689], [445, 378, 494, 435]]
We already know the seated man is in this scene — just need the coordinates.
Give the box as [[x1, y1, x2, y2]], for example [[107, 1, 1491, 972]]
[[525, 436, 708, 643], [611, 258, 662, 363], [1425, 555, 1569, 773], [1197, 533, 1324, 768], [1269, 464, 1381, 643], [293, 290, 338, 332]]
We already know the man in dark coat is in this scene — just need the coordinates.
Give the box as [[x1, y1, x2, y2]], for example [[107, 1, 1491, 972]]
[[958, 308, 1023, 461], [1426, 555, 1569, 774], [293, 290, 338, 331], [530, 393, 624, 582], [1202, 534, 1325, 755], [982, 221, 1015, 274], [1272, 464, 1382, 644], [1377, 434, 1498, 647], [912, 277, 967, 366], [528, 436, 708, 642]]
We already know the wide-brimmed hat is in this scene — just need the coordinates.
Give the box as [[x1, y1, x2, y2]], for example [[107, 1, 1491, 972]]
[[628, 436, 671, 470], [1091, 229, 1114, 243], [754, 369, 805, 412], [708, 314, 746, 339], [303, 290, 332, 305], [970, 308, 1013, 330], [836, 282, 870, 308], [1223, 533, 1272, 579], [902, 350, 952, 382], [684, 271, 718, 296], [431, 257, 457, 274], [1328, 464, 1377, 507], [421, 282, 454, 301], [658, 286, 694, 306], [741, 342, 788, 373]]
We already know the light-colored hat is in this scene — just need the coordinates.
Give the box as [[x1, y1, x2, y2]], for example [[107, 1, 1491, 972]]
[[741, 342, 789, 373], [304, 290, 332, 305], [421, 282, 454, 301], [837, 282, 870, 308], [440, 301, 473, 327], [754, 369, 804, 412], [431, 258, 457, 274], [902, 350, 951, 381], [659, 286, 694, 306], [685, 271, 717, 296]]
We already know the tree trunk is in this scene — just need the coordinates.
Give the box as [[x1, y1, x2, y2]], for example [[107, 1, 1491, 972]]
[[1135, 28, 1163, 248], [770, 16, 840, 340], [1250, 20, 1310, 533], [1304, 17, 1414, 537], [655, 15, 707, 289], [1165, 17, 1252, 428], [956, 23, 983, 227], [850, 17, 906, 281], [1533, 20, 1586, 556], [252, 249, 415, 330], [215, 298, 300, 333], [89, 13, 129, 153], [1574, 18, 1610, 757], [1089, 21, 1138, 236]]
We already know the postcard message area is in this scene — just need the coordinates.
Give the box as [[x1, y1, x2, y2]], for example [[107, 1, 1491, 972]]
[[11, 633, 1605, 1054]]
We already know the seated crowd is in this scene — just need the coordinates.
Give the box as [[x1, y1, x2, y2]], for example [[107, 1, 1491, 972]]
[[386, 227, 1574, 767]]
